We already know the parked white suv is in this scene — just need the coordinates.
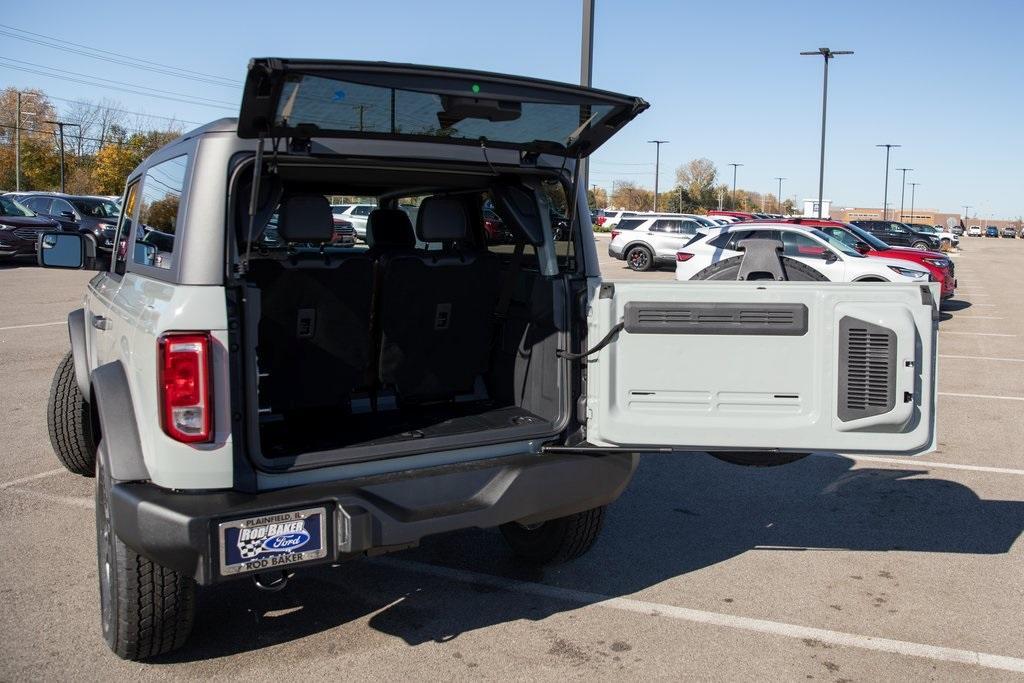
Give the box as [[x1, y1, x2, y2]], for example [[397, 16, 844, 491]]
[[675, 224, 933, 283], [607, 214, 705, 270], [967, 225, 982, 237], [37, 58, 938, 661]]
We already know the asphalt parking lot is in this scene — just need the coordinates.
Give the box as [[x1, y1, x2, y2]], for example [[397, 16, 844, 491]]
[[1, 237, 1022, 680]]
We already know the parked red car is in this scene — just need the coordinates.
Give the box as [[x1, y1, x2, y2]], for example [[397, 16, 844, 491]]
[[738, 217, 956, 299]]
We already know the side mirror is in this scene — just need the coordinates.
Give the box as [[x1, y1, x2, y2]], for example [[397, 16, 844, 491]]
[[824, 250, 839, 264], [38, 232, 85, 269], [60, 211, 77, 220], [855, 242, 870, 254]]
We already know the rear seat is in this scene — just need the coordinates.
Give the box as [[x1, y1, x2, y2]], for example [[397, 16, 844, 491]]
[[251, 194, 373, 414], [376, 196, 500, 403]]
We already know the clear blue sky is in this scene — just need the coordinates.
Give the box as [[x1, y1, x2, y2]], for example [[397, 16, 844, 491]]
[[4, 0, 1021, 219]]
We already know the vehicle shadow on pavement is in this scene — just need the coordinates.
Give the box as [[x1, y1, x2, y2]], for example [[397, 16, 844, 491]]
[[940, 299, 972, 312], [156, 454, 1024, 661]]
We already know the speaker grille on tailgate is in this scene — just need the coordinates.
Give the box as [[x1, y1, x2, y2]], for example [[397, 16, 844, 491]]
[[624, 302, 807, 336], [838, 317, 896, 422]]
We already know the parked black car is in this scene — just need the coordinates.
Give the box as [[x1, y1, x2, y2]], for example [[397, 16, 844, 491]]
[[9, 193, 120, 253], [849, 220, 941, 250], [0, 195, 61, 262]]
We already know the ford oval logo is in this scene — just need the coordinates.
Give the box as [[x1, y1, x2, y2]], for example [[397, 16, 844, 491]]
[[261, 530, 310, 553]]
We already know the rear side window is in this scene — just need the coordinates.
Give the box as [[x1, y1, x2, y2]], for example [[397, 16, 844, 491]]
[[134, 155, 188, 270], [616, 218, 644, 231], [113, 180, 140, 276]]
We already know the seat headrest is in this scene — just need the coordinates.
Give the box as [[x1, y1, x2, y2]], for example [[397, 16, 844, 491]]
[[416, 196, 470, 242], [277, 194, 333, 243], [366, 209, 415, 250]]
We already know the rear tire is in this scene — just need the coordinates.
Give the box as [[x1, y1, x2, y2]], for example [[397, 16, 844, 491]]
[[691, 255, 829, 281], [625, 245, 654, 272], [96, 456, 195, 660], [47, 351, 97, 476], [500, 506, 606, 565]]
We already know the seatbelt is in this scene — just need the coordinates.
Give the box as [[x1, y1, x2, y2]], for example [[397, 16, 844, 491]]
[[492, 240, 526, 347]]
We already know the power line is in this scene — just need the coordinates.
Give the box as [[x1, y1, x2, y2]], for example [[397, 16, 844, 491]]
[[0, 57, 236, 107], [44, 94, 207, 127], [0, 23, 240, 87], [0, 60, 236, 111]]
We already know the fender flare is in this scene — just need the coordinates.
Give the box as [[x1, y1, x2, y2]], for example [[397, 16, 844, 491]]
[[91, 361, 150, 482], [67, 308, 91, 403], [621, 241, 654, 257]]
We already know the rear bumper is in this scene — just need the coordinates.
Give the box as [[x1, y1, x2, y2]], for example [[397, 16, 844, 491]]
[[109, 452, 638, 585]]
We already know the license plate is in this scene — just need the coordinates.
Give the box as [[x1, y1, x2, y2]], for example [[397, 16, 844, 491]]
[[218, 507, 328, 576]]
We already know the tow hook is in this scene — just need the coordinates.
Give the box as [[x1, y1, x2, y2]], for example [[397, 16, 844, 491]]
[[253, 570, 292, 592]]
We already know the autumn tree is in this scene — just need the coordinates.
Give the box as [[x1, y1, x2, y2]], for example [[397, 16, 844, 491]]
[[610, 181, 653, 211], [0, 87, 60, 190], [675, 158, 718, 209], [91, 129, 181, 194]]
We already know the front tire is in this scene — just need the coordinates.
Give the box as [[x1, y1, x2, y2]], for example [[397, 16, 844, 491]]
[[500, 506, 606, 565], [96, 457, 195, 660], [47, 351, 97, 476], [625, 245, 654, 272], [912, 240, 930, 250]]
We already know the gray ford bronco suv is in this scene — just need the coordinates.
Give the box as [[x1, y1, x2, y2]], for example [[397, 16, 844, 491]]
[[38, 58, 938, 660]]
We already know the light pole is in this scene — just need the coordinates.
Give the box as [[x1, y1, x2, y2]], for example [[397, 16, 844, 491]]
[[962, 204, 972, 220], [876, 143, 901, 220], [896, 167, 913, 221], [728, 163, 743, 209], [44, 120, 81, 193], [579, 0, 595, 193], [775, 177, 786, 214], [908, 182, 920, 226], [801, 47, 853, 218], [648, 140, 669, 212]]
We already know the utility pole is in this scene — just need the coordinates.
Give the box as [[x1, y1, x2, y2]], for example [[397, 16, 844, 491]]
[[876, 143, 901, 221], [15, 91, 21, 192], [908, 182, 920, 225], [896, 167, 913, 221], [728, 163, 743, 209], [801, 48, 853, 218], [647, 140, 668, 211], [962, 205, 972, 223], [44, 120, 81, 193], [578, 0, 595, 194], [775, 177, 786, 214]]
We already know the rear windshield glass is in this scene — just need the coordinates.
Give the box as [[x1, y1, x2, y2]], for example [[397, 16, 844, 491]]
[[276, 75, 615, 150]]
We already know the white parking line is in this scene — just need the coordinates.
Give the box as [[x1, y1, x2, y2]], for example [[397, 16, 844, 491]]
[[940, 354, 1024, 363], [815, 452, 1024, 476], [940, 331, 1016, 337], [940, 392, 1024, 402], [0, 468, 65, 491], [377, 558, 1024, 674], [0, 321, 64, 332], [4, 488, 93, 509], [942, 317, 1007, 323]]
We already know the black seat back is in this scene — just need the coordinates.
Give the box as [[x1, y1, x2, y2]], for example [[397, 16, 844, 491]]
[[377, 196, 500, 402], [252, 194, 373, 413]]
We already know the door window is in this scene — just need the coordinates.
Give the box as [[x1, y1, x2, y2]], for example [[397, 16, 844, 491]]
[[351, 205, 374, 216], [23, 197, 51, 214], [134, 155, 188, 270], [781, 231, 827, 259], [652, 219, 681, 232], [113, 180, 140, 276], [51, 198, 77, 217]]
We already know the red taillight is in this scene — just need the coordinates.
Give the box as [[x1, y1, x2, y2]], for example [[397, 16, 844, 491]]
[[676, 252, 694, 262], [611, 230, 620, 240], [159, 333, 212, 443]]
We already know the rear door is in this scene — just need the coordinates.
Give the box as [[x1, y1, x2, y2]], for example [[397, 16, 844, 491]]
[[237, 58, 648, 157], [583, 281, 937, 456]]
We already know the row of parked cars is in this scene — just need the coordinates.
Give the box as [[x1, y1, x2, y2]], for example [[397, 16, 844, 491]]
[[606, 212, 956, 299], [965, 225, 1022, 238], [0, 192, 122, 262]]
